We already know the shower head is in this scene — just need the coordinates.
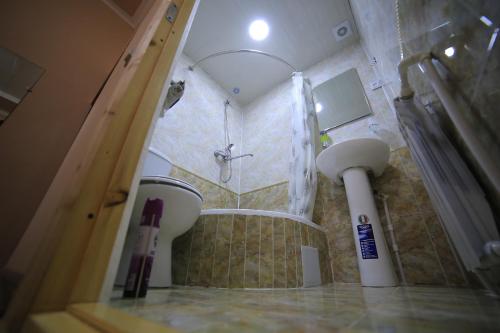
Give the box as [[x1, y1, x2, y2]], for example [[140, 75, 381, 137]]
[[226, 143, 234, 150]]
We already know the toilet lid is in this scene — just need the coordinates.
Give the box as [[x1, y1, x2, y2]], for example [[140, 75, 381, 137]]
[[140, 176, 203, 201]]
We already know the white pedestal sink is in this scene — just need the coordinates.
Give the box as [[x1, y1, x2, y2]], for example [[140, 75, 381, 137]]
[[317, 138, 397, 287]]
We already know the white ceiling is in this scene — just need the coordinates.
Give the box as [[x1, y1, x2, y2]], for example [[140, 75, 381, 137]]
[[183, 0, 358, 105]]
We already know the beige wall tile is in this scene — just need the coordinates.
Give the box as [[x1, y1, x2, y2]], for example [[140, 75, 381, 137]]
[[229, 215, 246, 288], [198, 216, 217, 286], [212, 215, 233, 287], [259, 217, 274, 288], [173, 214, 330, 289], [285, 219, 298, 288], [300, 224, 310, 246], [171, 228, 192, 285], [170, 165, 238, 209], [245, 216, 260, 288], [423, 213, 467, 286], [329, 223, 360, 283], [186, 217, 205, 285], [294, 221, 303, 287], [394, 213, 446, 285], [273, 218, 287, 288], [319, 232, 333, 284], [239, 182, 289, 212]]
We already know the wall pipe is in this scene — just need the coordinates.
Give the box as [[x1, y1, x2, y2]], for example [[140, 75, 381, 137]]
[[397, 52, 430, 99], [377, 193, 407, 285]]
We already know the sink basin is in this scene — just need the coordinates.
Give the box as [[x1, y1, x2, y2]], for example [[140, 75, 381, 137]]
[[316, 137, 396, 287], [316, 138, 390, 185]]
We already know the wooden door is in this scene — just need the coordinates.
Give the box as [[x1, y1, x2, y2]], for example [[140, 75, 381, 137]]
[[2, 0, 197, 331]]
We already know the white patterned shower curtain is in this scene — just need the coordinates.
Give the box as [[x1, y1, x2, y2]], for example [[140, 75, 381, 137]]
[[395, 97, 498, 272], [288, 72, 318, 220]]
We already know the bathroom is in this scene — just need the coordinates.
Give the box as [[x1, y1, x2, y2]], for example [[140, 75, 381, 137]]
[[110, 0, 500, 330], [0, 0, 499, 332]]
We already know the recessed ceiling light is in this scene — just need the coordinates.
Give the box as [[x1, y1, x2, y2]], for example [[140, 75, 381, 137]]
[[249, 19, 269, 41], [315, 103, 323, 113], [444, 46, 455, 57]]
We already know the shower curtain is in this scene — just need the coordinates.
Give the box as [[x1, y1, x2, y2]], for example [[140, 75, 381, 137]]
[[288, 72, 318, 220], [394, 97, 498, 271]]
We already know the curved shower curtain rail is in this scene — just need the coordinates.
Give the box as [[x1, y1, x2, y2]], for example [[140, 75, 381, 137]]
[[188, 49, 298, 72]]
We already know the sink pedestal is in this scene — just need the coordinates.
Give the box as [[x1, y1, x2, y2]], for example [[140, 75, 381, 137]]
[[343, 167, 397, 287], [316, 138, 398, 287]]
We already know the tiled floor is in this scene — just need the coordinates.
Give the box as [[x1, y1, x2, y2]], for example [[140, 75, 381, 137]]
[[109, 284, 500, 333]]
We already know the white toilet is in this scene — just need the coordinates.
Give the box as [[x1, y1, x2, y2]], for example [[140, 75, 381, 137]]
[[116, 149, 203, 287]]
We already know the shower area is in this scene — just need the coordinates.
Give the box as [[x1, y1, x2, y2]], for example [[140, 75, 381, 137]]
[[147, 46, 332, 288], [152, 51, 318, 218]]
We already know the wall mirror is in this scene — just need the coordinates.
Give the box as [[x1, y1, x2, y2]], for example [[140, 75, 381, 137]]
[[0, 47, 45, 125], [313, 68, 372, 131]]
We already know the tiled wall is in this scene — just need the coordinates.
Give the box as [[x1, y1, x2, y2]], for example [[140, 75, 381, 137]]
[[240, 83, 292, 193], [151, 53, 243, 193], [170, 165, 237, 209], [171, 213, 333, 288], [238, 40, 405, 210], [350, 0, 500, 221], [169, 164, 289, 212], [314, 147, 468, 286], [240, 39, 406, 189], [239, 182, 289, 213], [156, 41, 405, 214]]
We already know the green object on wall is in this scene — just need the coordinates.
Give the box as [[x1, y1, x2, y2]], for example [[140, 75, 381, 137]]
[[320, 131, 332, 149]]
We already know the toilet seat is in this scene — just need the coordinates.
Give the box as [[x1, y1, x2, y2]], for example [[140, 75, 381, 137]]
[[140, 176, 203, 201]]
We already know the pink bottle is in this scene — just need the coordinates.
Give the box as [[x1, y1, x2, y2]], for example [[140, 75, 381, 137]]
[[123, 198, 163, 298]]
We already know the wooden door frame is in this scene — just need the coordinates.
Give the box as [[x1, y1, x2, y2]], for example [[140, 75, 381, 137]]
[[23, 303, 181, 333], [2, 0, 198, 331]]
